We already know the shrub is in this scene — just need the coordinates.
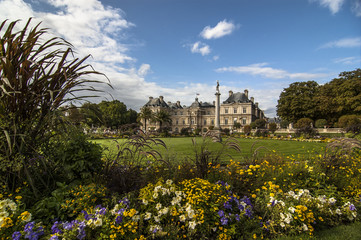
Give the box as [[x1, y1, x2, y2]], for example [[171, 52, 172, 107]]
[[295, 126, 318, 138], [338, 115, 361, 128], [280, 120, 290, 128], [42, 128, 103, 183], [315, 119, 328, 128], [244, 125, 252, 135], [294, 118, 314, 128], [180, 127, 192, 136], [268, 123, 277, 133], [254, 129, 269, 137]]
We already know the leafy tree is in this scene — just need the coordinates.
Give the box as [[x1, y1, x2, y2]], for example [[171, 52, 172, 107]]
[[251, 119, 267, 129], [316, 69, 361, 124], [138, 107, 153, 132], [154, 109, 172, 129], [98, 100, 127, 129], [233, 122, 241, 130], [268, 122, 277, 133], [0, 19, 105, 194], [277, 81, 319, 123], [280, 120, 289, 129], [80, 102, 103, 127]]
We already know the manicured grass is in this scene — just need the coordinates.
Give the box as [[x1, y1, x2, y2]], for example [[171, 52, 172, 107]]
[[93, 137, 327, 162], [276, 221, 361, 240]]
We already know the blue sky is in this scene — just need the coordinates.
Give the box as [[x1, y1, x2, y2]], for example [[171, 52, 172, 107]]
[[1, 0, 360, 117]]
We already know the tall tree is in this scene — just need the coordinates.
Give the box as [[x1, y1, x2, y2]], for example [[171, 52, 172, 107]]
[[80, 102, 103, 127], [98, 100, 127, 129], [154, 109, 172, 129], [276, 81, 319, 123], [316, 69, 361, 124], [138, 107, 153, 131]]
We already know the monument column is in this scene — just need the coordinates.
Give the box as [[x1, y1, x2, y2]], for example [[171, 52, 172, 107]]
[[213, 81, 222, 142]]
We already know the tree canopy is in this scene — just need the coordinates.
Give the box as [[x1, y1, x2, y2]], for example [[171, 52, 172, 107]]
[[277, 69, 361, 125]]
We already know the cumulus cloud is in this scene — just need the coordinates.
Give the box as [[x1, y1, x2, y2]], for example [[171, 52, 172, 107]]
[[310, 0, 345, 14], [215, 63, 330, 80], [190, 41, 211, 56], [200, 19, 237, 39], [319, 37, 361, 48]]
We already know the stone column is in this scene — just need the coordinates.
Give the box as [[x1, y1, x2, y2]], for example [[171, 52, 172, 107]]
[[212, 81, 222, 142], [215, 92, 221, 130]]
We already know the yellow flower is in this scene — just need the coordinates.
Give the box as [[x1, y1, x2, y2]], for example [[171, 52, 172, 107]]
[[251, 194, 256, 198], [19, 211, 32, 222]]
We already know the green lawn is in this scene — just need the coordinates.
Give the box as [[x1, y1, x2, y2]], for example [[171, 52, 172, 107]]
[[93, 137, 327, 162]]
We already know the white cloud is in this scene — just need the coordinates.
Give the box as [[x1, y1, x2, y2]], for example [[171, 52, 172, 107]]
[[190, 41, 211, 56], [138, 64, 151, 77], [334, 56, 361, 65], [352, 0, 361, 16], [310, 0, 345, 14], [215, 63, 330, 80], [200, 19, 237, 39], [320, 37, 361, 48]]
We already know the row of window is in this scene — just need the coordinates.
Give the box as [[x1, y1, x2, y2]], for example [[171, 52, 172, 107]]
[[173, 118, 247, 125], [224, 107, 247, 114]]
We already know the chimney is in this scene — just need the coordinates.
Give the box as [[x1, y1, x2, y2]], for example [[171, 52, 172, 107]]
[[149, 96, 153, 100], [251, 97, 254, 103], [244, 89, 249, 98], [255, 102, 259, 108], [229, 90, 233, 97], [159, 96, 164, 102]]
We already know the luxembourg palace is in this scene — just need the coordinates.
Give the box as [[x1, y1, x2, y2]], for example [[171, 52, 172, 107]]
[[141, 89, 265, 132]]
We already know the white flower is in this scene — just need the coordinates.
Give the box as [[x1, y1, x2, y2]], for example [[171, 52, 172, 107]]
[[188, 221, 197, 230], [288, 207, 295, 213], [7, 201, 17, 211], [179, 214, 186, 222], [144, 212, 152, 220], [171, 196, 182, 206], [150, 225, 162, 233], [155, 203, 162, 210], [154, 186, 162, 193], [0, 211, 9, 218], [280, 222, 285, 228], [161, 188, 170, 196], [175, 191, 183, 197], [302, 223, 308, 231], [132, 215, 140, 222], [335, 209, 342, 215], [288, 191, 295, 196], [94, 218, 102, 227], [166, 179, 173, 185], [153, 192, 159, 199], [154, 216, 161, 223], [329, 198, 336, 204], [159, 207, 169, 216], [142, 199, 148, 205], [280, 213, 285, 219]]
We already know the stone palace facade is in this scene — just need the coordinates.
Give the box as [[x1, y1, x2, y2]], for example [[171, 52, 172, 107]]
[[141, 89, 266, 132]]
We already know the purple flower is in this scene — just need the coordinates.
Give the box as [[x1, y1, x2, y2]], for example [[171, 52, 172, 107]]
[[218, 210, 225, 218], [245, 208, 253, 218], [115, 215, 123, 224], [235, 214, 240, 222], [77, 221, 86, 240], [49, 236, 59, 240], [51, 221, 62, 234], [349, 204, 356, 211], [81, 210, 91, 220], [96, 207, 107, 215], [12, 231, 21, 240], [220, 217, 228, 225], [24, 222, 35, 232], [224, 201, 232, 210]]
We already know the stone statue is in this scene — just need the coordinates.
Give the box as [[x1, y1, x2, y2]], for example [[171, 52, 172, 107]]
[[216, 80, 219, 92]]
